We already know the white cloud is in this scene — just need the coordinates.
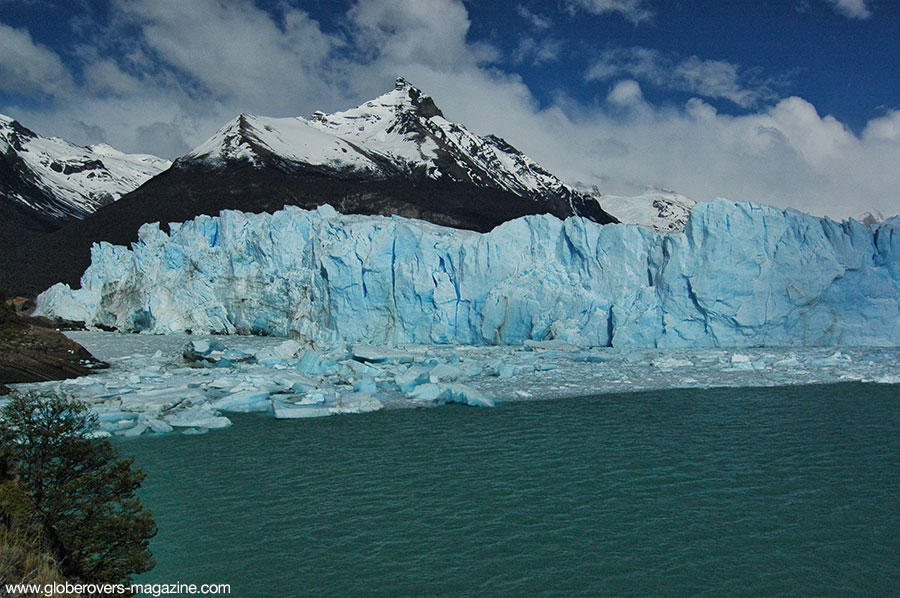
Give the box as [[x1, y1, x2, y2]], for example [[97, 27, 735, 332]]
[[586, 47, 777, 108], [399, 66, 900, 219], [348, 0, 497, 70], [0, 23, 74, 97], [516, 5, 552, 31], [823, 0, 872, 19], [110, 0, 346, 114], [513, 37, 563, 65], [567, 0, 653, 24], [606, 79, 643, 106], [1, 0, 898, 220], [863, 110, 900, 141]]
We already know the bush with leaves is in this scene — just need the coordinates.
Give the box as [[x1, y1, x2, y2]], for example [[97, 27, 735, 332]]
[[0, 392, 156, 584]]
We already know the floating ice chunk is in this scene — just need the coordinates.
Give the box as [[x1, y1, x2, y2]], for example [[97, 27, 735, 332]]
[[407, 383, 443, 401], [81, 382, 110, 395], [253, 339, 303, 362], [211, 389, 272, 413], [730, 353, 751, 364], [352, 345, 417, 364], [303, 389, 334, 404], [119, 385, 204, 413], [269, 399, 333, 419], [494, 363, 531, 379], [118, 424, 148, 438], [207, 376, 244, 390], [340, 359, 383, 379], [187, 339, 212, 355], [182, 428, 208, 435], [255, 339, 303, 365], [651, 357, 693, 368], [183, 339, 225, 360], [406, 383, 494, 407], [460, 360, 484, 377], [137, 413, 173, 433], [164, 403, 231, 429], [394, 366, 431, 394], [85, 430, 112, 439], [524, 339, 579, 352], [94, 409, 138, 433], [354, 377, 378, 394], [440, 384, 495, 407], [329, 391, 383, 415], [810, 352, 853, 368], [296, 349, 334, 375], [775, 356, 802, 367], [428, 363, 464, 383], [182, 339, 249, 367], [288, 376, 320, 392]]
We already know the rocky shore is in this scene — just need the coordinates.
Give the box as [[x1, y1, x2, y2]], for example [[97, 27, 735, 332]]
[[0, 298, 106, 394]]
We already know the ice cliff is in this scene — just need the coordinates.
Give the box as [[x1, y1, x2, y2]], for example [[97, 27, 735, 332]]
[[35, 200, 900, 348]]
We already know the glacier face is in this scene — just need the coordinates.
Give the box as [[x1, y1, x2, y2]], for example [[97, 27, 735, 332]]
[[35, 199, 900, 348]]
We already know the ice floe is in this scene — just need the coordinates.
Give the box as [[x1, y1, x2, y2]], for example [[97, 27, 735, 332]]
[[5, 331, 900, 438]]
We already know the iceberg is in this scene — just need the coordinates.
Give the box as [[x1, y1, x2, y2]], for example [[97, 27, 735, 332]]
[[35, 200, 900, 348]]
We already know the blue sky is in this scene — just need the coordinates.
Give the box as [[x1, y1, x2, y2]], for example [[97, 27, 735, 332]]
[[1, 0, 899, 217]]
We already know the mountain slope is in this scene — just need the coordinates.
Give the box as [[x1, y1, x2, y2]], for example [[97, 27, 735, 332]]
[[182, 77, 610, 223], [0, 114, 170, 228], [578, 187, 696, 231], [1, 78, 615, 296]]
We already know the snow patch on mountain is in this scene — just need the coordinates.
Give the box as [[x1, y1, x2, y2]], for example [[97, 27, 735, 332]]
[[0, 114, 170, 220], [577, 186, 696, 231], [184, 78, 594, 215]]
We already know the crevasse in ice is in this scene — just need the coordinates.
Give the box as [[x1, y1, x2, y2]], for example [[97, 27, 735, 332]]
[[35, 199, 900, 348]]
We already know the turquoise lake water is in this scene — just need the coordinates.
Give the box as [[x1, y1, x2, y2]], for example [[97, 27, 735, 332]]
[[124, 383, 900, 597]]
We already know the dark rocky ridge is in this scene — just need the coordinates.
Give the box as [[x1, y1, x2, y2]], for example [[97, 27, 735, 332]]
[[0, 300, 106, 393], [1, 80, 615, 297]]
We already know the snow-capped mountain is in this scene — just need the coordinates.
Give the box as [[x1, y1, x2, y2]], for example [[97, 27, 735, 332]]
[[577, 187, 696, 231], [0, 114, 170, 226], [3, 79, 617, 297], [179, 77, 613, 227]]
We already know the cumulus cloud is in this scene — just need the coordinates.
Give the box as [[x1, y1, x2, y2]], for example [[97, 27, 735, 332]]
[[1, 0, 898, 220], [863, 110, 900, 141], [606, 79, 643, 106], [566, 0, 653, 24], [109, 0, 346, 114], [823, 0, 872, 19], [586, 47, 778, 108], [0, 23, 74, 97], [348, 0, 497, 70]]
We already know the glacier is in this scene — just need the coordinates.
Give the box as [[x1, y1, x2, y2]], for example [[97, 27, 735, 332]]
[[35, 199, 900, 348]]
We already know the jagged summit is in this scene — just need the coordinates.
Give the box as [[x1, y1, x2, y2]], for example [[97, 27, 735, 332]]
[[0, 113, 170, 225], [182, 78, 611, 223]]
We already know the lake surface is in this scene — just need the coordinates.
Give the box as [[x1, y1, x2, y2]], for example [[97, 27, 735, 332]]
[[124, 383, 900, 597]]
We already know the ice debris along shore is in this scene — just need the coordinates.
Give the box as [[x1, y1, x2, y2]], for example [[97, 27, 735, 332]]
[[36, 199, 900, 348], [7, 332, 900, 437]]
